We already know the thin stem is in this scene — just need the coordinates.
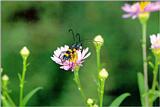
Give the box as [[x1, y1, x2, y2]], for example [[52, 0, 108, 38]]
[[2, 80, 16, 107], [141, 22, 149, 107], [96, 46, 103, 106], [96, 47, 101, 73], [99, 79, 105, 107], [96, 47, 101, 99], [149, 56, 159, 106], [5, 92, 16, 107], [19, 57, 27, 106], [151, 57, 159, 91], [74, 67, 86, 103], [2, 86, 8, 106]]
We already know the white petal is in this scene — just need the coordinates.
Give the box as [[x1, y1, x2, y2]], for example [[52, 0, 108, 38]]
[[157, 33, 160, 40], [83, 52, 91, 59], [82, 48, 89, 58], [150, 35, 157, 44]]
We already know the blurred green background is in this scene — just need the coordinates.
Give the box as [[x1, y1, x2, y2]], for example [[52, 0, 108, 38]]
[[1, 1, 159, 106]]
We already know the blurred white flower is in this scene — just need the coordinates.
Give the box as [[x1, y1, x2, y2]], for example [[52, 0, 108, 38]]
[[51, 45, 91, 71], [150, 33, 160, 54]]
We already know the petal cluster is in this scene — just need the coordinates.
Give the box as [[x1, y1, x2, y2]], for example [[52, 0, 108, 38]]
[[150, 33, 160, 49], [150, 33, 160, 54], [51, 45, 91, 71], [122, 1, 160, 19]]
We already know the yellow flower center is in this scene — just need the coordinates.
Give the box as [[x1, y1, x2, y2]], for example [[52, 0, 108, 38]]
[[70, 52, 78, 63], [139, 1, 150, 12], [155, 40, 160, 45], [138, 2, 150, 22]]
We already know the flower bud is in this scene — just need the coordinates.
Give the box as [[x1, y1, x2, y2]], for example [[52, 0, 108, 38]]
[[2, 74, 9, 81], [93, 104, 99, 107], [20, 46, 30, 58], [87, 98, 94, 105], [1, 95, 5, 100], [93, 35, 104, 47], [99, 68, 109, 79], [2, 74, 9, 87]]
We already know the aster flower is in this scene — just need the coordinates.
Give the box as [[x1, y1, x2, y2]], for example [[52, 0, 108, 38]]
[[122, 1, 160, 19], [150, 33, 160, 54], [51, 45, 91, 71]]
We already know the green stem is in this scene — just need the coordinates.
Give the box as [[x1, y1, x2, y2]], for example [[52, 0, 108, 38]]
[[2, 80, 16, 107], [19, 57, 27, 107], [74, 67, 86, 103], [99, 79, 105, 107], [96, 46, 103, 106], [149, 56, 159, 106], [5, 92, 16, 107], [151, 57, 159, 91], [141, 22, 149, 107], [96, 47, 101, 73], [96, 47, 101, 99], [2, 87, 7, 106]]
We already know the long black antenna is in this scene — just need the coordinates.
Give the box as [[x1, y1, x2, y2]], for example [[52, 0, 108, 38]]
[[76, 33, 81, 43], [68, 29, 75, 43]]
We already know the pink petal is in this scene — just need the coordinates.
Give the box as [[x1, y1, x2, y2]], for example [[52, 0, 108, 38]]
[[145, 2, 160, 12], [60, 65, 71, 71]]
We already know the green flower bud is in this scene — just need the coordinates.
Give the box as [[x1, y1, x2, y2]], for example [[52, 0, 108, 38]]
[[2, 74, 9, 88], [2, 74, 9, 81], [87, 98, 94, 105], [99, 68, 109, 79], [93, 35, 104, 47], [20, 46, 30, 58], [93, 104, 99, 107]]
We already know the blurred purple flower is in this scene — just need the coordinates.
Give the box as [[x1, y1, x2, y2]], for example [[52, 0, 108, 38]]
[[122, 1, 160, 19], [51, 45, 91, 71]]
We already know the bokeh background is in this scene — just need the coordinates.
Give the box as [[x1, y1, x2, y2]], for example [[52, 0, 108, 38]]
[[1, 1, 159, 106]]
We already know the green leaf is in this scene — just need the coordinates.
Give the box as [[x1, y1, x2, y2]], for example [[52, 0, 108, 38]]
[[18, 73, 21, 81], [22, 87, 42, 106], [109, 93, 130, 106], [137, 72, 145, 106]]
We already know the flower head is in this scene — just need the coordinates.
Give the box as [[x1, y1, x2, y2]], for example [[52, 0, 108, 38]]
[[150, 33, 160, 55], [51, 45, 91, 71], [122, 1, 160, 19], [20, 46, 30, 58]]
